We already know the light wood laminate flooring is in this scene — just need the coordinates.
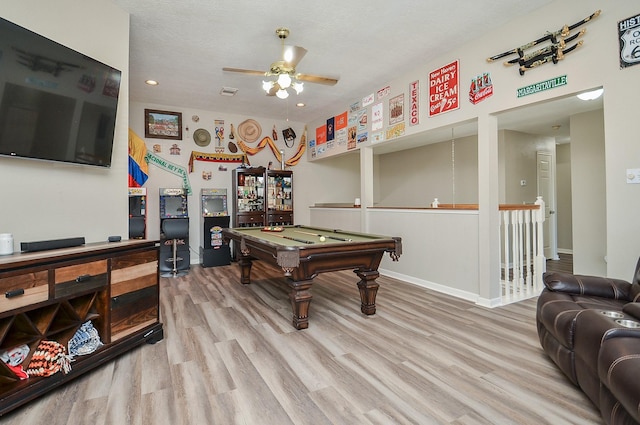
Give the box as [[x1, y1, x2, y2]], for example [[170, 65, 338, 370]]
[[546, 253, 573, 274], [2, 259, 601, 424]]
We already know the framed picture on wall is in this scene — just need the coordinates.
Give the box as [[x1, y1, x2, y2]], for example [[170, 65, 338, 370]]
[[144, 109, 183, 140]]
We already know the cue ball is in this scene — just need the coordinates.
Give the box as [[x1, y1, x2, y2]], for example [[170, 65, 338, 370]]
[[319, 236, 326, 242]]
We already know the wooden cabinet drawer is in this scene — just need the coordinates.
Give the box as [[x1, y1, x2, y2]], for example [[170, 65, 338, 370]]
[[111, 249, 157, 270], [111, 261, 158, 298], [0, 271, 48, 314], [237, 213, 264, 226], [267, 212, 293, 224], [54, 259, 108, 298]]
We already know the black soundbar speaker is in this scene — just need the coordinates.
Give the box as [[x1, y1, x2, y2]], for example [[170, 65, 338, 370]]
[[20, 237, 85, 253]]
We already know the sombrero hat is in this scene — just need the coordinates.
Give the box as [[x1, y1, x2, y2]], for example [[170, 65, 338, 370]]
[[193, 128, 211, 147], [237, 119, 262, 143]]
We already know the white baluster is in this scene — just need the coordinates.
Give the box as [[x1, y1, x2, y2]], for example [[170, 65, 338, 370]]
[[502, 210, 510, 300], [511, 210, 519, 299], [524, 209, 532, 292], [534, 196, 546, 292]]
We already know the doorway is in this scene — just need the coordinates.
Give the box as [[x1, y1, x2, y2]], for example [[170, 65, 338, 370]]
[[497, 91, 605, 273], [537, 151, 558, 260]]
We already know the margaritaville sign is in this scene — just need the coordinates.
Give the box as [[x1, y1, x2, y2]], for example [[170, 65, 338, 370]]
[[517, 75, 567, 98]]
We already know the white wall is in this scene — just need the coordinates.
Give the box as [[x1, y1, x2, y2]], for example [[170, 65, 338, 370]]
[[375, 135, 478, 206], [556, 143, 573, 252], [307, 0, 640, 280], [571, 109, 606, 275], [369, 209, 480, 302], [4, 0, 639, 289], [309, 208, 361, 232], [0, 0, 129, 249], [293, 151, 361, 214], [129, 101, 305, 260], [499, 131, 555, 204], [128, 101, 362, 263]]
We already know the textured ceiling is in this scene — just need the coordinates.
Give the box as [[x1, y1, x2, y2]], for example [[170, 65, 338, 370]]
[[110, 0, 557, 125]]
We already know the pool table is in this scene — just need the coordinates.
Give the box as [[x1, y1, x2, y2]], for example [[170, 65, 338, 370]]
[[222, 225, 402, 329]]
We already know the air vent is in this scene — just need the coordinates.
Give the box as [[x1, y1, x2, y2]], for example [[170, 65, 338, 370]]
[[220, 87, 238, 96]]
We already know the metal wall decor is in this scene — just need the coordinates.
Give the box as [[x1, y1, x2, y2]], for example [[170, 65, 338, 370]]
[[619, 12, 640, 69], [487, 10, 600, 75]]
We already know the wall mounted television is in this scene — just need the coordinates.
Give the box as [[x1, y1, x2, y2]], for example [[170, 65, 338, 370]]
[[0, 17, 121, 167]]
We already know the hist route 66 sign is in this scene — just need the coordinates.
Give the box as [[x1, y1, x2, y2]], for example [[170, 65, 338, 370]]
[[619, 12, 640, 69]]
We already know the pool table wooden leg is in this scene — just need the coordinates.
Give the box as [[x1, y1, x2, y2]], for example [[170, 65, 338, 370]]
[[237, 256, 253, 284], [355, 269, 380, 315], [288, 279, 312, 330]]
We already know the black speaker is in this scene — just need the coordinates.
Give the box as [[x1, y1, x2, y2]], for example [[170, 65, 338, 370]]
[[21, 237, 85, 253]]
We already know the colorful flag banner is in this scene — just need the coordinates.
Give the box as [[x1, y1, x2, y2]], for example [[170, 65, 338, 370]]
[[128, 129, 149, 187]]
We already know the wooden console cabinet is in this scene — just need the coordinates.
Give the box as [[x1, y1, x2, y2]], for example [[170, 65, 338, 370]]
[[0, 240, 163, 416]]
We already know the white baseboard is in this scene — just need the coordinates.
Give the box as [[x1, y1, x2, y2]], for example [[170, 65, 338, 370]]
[[380, 268, 483, 305]]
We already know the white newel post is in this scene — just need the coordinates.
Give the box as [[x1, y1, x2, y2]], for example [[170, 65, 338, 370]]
[[534, 196, 546, 289]]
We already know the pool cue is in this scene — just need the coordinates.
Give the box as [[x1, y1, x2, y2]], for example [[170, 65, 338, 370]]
[[271, 233, 314, 244], [294, 229, 352, 242]]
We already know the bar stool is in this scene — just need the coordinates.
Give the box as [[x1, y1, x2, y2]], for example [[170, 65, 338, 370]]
[[161, 218, 189, 278]]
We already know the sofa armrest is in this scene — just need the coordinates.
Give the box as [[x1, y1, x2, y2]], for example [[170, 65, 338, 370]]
[[623, 302, 640, 320], [543, 271, 632, 300], [598, 334, 640, 424]]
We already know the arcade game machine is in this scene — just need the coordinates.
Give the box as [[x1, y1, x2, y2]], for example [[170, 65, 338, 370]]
[[200, 188, 231, 267], [159, 188, 189, 277], [128, 187, 146, 239]]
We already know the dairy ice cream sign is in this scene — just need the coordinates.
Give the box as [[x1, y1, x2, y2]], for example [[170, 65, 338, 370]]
[[429, 60, 459, 117]]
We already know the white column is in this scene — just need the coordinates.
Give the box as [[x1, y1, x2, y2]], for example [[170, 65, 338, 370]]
[[477, 114, 501, 305], [360, 146, 374, 233]]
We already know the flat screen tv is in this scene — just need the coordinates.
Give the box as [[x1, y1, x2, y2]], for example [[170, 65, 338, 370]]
[[0, 17, 121, 167]]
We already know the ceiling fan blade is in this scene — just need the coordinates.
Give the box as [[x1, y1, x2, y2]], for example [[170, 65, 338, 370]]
[[266, 83, 280, 96], [222, 67, 267, 77], [283, 45, 307, 68], [296, 73, 339, 86]]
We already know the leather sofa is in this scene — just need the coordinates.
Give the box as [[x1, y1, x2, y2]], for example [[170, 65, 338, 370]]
[[536, 260, 640, 425]]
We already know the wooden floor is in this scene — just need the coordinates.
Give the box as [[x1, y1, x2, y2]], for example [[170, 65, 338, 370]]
[[2, 257, 602, 425], [546, 253, 573, 274]]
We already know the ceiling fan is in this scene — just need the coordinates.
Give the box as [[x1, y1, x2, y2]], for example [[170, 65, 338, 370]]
[[223, 27, 338, 98]]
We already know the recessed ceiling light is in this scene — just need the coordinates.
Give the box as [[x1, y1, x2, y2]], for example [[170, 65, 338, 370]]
[[576, 88, 603, 101], [296, 102, 305, 107], [145, 79, 159, 86]]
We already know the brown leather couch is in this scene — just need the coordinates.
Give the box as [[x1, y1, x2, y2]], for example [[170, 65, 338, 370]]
[[536, 260, 640, 425]]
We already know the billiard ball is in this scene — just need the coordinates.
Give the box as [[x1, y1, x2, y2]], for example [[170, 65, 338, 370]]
[[319, 236, 326, 242]]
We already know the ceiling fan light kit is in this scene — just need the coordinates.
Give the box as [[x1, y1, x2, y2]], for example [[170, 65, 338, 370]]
[[223, 27, 338, 101], [263, 74, 304, 99], [277, 73, 291, 89], [276, 88, 289, 99]]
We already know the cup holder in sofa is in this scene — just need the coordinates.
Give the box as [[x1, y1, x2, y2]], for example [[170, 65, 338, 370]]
[[600, 310, 624, 319], [615, 319, 640, 328]]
